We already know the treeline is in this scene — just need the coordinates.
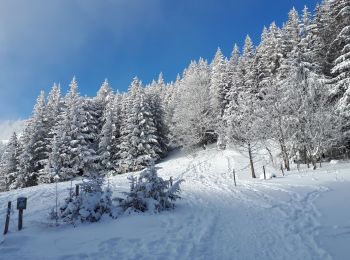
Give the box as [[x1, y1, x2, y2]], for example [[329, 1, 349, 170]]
[[0, 77, 169, 191], [1, 0, 349, 190]]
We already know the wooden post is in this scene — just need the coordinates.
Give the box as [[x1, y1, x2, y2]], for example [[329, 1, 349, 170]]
[[233, 169, 237, 187], [75, 184, 79, 196], [280, 164, 284, 176], [55, 177, 58, 225], [297, 163, 300, 172], [169, 177, 173, 187], [263, 166, 266, 180], [70, 180, 73, 200], [18, 209, 23, 231], [3, 201, 11, 235]]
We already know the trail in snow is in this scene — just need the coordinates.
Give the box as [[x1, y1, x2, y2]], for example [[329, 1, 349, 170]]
[[0, 146, 348, 259], [156, 148, 331, 260]]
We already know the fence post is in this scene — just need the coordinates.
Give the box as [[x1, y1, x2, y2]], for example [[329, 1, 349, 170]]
[[18, 209, 23, 231], [233, 169, 237, 187], [3, 201, 11, 235], [169, 177, 173, 187], [75, 184, 80, 196], [280, 164, 285, 176], [263, 166, 266, 180]]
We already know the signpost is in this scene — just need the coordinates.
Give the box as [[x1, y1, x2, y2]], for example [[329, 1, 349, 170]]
[[17, 197, 27, 231], [3, 201, 11, 235]]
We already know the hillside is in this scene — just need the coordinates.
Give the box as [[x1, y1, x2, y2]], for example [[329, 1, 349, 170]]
[[0, 146, 349, 260]]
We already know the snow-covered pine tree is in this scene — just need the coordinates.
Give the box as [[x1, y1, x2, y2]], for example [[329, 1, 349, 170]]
[[58, 170, 116, 223], [16, 91, 49, 188], [98, 94, 116, 175], [137, 92, 161, 165], [225, 36, 264, 178], [80, 80, 113, 174], [49, 77, 95, 181], [109, 93, 123, 171], [225, 44, 240, 105], [327, 0, 350, 148], [118, 78, 161, 172], [146, 77, 169, 157], [0, 132, 19, 191], [328, 0, 350, 89], [337, 86, 350, 149], [278, 8, 302, 81], [46, 83, 62, 131], [210, 47, 229, 118], [95, 79, 113, 135], [38, 84, 62, 183], [255, 22, 283, 98], [281, 8, 301, 58], [0, 143, 6, 160], [118, 78, 143, 172], [165, 74, 182, 148], [312, 1, 332, 76], [119, 165, 183, 213]]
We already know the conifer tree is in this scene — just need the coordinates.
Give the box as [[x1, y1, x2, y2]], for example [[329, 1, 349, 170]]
[[16, 91, 48, 187], [0, 132, 19, 191], [210, 48, 229, 117], [98, 95, 116, 174]]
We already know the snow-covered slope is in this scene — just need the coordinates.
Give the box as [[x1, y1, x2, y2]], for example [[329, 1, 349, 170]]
[[0, 146, 349, 260]]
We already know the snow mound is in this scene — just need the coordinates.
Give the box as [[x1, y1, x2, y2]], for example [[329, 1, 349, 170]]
[[329, 160, 339, 164], [259, 172, 276, 180]]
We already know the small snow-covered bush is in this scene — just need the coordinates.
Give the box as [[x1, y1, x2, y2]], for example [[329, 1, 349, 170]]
[[119, 166, 183, 213], [58, 174, 117, 224]]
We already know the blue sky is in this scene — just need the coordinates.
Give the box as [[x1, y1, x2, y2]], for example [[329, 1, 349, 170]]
[[0, 0, 319, 121]]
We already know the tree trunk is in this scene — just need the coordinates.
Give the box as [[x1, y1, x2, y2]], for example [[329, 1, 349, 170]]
[[278, 118, 290, 171], [305, 146, 310, 168], [266, 147, 275, 167], [312, 158, 317, 170], [248, 143, 256, 178], [279, 141, 290, 171]]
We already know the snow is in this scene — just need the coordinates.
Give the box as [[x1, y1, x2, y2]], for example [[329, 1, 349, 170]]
[[0, 145, 349, 259], [329, 160, 339, 165]]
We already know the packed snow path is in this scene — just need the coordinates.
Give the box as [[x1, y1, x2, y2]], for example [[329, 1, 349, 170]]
[[0, 147, 349, 259]]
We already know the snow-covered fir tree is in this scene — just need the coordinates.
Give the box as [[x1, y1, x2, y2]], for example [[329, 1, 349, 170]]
[[16, 91, 49, 188], [119, 165, 183, 213], [98, 94, 116, 175], [118, 78, 161, 172], [0, 133, 19, 191], [47, 77, 96, 181]]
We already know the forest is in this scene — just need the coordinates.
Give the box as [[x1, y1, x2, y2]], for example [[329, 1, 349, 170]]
[[0, 0, 349, 191]]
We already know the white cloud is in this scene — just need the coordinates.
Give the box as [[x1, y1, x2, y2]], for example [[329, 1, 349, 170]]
[[0, 120, 26, 141]]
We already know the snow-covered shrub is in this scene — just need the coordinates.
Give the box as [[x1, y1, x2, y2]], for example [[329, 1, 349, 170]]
[[58, 174, 117, 224], [119, 166, 183, 213]]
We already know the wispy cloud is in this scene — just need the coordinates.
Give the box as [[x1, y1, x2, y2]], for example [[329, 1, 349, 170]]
[[0, 0, 163, 120], [0, 120, 25, 140]]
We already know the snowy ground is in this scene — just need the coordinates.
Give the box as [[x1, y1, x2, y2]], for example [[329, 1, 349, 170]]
[[0, 146, 349, 260]]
